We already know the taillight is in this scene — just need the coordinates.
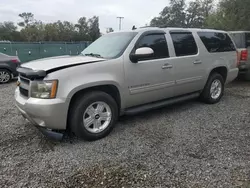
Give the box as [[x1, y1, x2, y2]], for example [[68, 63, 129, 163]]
[[237, 51, 240, 66], [11, 59, 20, 63], [240, 50, 248, 61]]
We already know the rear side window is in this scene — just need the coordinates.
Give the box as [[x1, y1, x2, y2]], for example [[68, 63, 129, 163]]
[[136, 33, 169, 59], [198, 32, 236, 53], [170, 32, 198, 57]]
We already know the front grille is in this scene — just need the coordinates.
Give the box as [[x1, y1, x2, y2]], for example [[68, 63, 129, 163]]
[[19, 75, 30, 97], [20, 77, 30, 85], [19, 87, 29, 97]]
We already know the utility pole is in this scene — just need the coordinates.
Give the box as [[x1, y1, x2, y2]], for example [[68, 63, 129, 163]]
[[117, 16, 124, 30]]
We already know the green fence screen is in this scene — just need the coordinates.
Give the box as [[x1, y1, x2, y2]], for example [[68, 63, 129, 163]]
[[0, 41, 91, 63]]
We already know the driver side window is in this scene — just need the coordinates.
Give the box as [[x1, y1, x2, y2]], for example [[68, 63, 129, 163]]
[[136, 33, 169, 60]]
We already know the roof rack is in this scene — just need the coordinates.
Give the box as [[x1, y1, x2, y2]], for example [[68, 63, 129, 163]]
[[139, 26, 159, 29]]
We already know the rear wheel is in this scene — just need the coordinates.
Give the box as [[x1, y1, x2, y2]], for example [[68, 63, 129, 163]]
[[69, 91, 118, 141], [0, 69, 11, 84], [244, 69, 250, 81], [200, 73, 224, 104]]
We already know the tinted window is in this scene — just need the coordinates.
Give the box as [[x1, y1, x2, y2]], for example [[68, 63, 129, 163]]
[[230, 33, 245, 48], [170, 32, 198, 56], [198, 32, 236, 53], [136, 34, 169, 59], [245, 33, 250, 47]]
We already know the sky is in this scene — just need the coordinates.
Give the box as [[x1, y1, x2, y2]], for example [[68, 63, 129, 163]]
[[0, 0, 169, 33]]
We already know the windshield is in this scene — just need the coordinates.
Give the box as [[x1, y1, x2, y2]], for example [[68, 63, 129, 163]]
[[81, 32, 137, 59]]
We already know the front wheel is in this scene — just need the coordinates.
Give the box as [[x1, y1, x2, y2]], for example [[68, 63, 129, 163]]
[[69, 91, 118, 141], [0, 69, 11, 84], [200, 73, 224, 104]]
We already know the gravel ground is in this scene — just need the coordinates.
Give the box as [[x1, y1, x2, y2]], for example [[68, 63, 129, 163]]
[[1, 80, 250, 188]]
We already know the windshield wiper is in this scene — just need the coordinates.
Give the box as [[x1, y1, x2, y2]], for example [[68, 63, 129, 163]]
[[83, 53, 103, 58]]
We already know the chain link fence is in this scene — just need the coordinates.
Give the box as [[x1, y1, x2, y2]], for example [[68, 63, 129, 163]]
[[0, 41, 91, 62]]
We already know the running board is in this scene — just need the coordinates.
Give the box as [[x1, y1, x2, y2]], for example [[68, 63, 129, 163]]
[[124, 92, 200, 115]]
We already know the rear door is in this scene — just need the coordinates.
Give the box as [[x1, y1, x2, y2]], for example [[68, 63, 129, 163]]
[[167, 31, 206, 96], [198, 31, 237, 76]]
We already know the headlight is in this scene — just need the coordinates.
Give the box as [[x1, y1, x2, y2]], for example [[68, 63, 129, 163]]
[[30, 80, 58, 99]]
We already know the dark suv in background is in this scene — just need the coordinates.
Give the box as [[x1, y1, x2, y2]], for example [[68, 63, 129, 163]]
[[229, 31, 250, 80], [0, 52, 21, 83]]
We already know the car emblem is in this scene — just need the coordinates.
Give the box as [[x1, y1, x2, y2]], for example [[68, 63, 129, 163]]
[[16, 81, 20, 86]]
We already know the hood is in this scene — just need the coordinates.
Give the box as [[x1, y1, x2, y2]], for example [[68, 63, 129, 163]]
[[21, 55, 105, 71]]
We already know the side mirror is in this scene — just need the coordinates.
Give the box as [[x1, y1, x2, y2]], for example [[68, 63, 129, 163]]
[[130, 47, 154, 63]]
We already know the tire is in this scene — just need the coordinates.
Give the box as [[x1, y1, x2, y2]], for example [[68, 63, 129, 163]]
[[69, 91, 118, 141], [200, 73, 224, 104], [244, 69, 250, 81], [0, 69, 11, 84]]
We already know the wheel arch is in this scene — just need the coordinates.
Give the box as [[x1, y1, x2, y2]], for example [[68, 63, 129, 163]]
[[208, 66, 228, 83], [0, 65, 13, 74], [67, 84, 122, 129]]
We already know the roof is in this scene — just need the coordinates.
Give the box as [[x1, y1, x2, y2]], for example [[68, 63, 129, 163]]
[[113, 27, 227, 34], [229, 31, 250, 34]]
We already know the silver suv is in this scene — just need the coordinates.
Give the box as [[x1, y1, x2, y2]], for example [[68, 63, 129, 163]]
[[15, 28, 238, 141]]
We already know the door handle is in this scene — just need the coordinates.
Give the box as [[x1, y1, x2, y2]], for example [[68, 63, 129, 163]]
[[162, 64, 173, 69], [193, 60, 202, 64]]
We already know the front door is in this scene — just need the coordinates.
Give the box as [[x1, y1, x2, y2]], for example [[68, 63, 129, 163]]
[[124, 31, 175, 108]]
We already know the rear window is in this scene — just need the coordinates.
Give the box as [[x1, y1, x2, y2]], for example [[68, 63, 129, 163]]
[[230, 33, 246, 48], [246, 33, 250, 47], [170, 32, 198, 57], [198, 32, 236, 53]]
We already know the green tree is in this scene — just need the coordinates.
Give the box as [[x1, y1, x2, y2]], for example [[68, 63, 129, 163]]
[[186, 0, 214, 28], [75, 17, 89, 40], [206, 0, 250, 30], [20, 21, 45, 42], [1, 22, 16, 32], [18, 12, 46, 42], [54, 21, 76, 41], [150, 0, 186, 27], [0, 22, 22, 41], [44, 23, 59, 41], [87, 16, 101, 41], [150, 0, 214, 28], [34, 21, 45, 41], [186, 1, 204, 27], [18, 12, 34, 27], [202, 0, 214, 18], [1, 12, 100, 42]]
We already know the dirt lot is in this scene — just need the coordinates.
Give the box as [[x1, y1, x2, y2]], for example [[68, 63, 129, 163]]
[[0, 80, 250, 188]]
